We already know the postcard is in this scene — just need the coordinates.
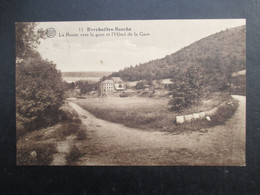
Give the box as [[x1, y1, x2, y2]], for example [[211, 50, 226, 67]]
[[16, 19, 246, 166]]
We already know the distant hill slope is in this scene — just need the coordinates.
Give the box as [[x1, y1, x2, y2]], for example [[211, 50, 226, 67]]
[[111, 25, 246, 86], [62, 71, 112, 78]]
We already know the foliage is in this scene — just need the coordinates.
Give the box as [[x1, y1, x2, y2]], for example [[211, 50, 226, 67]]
[[75, 95, 238, 133], [16, 22, 65, 131], [75, 80, 90, 94], [74, 80, 100, 95], [66, 145, 84, 165], [168, 66, 205, 112], [168, 97, 186, 112], [210, 98, 239, 125], [110, 25, 246, 92], [63, 81, 75, 90], [17, 142, 57, 165], [16, 57, 65, 130], [76, 129, 87, 140], [119, 93, 128, 98], [62, 71, 112, 78], [16, 22, 45, 60], [135, 81, 146, 89]]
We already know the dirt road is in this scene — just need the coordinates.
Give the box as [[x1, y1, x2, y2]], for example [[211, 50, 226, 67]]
[[69, 95, 245, 166]]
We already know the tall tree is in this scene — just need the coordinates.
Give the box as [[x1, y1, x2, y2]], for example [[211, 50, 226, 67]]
[[168, 66, 205, 112], [15, 22, 45, 60], [16, 23, 64, 131]]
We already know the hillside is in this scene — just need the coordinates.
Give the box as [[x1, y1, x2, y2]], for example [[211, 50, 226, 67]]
[[111, 25, 246, 94], [62, 71, 112, 78]]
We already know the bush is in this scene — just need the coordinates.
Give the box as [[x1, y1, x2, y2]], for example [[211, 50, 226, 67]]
[[59, 108, 80, 123], [17, 142, 57, 165], [16, 57, 65, 131], [135, 81, 145, 89], [55, 122, 80, 138], [168, 97, 187, 112], [119, 93, 128, 98], [76, 129, 87, 140], [210, 99, 239, 125], [66, 145, 84, 165], [16, 116, 27, 140]]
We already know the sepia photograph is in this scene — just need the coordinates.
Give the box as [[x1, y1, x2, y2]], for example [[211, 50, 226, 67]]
[[16, 19, 246, 166]]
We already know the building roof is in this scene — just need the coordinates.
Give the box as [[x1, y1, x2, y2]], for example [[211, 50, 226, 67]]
[[101, 80, 115, 84], [111, 77, 123, 82]]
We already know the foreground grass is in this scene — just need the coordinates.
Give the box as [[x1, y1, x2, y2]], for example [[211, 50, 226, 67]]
[[17, 142, 57, 166], [17, 102, 87, 165], [65, 145, 85, 165], [75, 92, 238, 133]]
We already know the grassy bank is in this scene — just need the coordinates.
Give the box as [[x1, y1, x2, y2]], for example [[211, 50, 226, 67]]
[[75, 93, 238, 133], [17, 102, 87, 165]]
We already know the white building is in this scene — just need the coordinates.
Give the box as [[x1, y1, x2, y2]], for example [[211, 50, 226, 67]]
[[100, 77, 125, 92]]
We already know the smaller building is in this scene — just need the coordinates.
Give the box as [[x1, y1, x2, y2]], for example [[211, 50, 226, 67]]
[[161, 78, 173, 88], [112, 77, 125, 91]]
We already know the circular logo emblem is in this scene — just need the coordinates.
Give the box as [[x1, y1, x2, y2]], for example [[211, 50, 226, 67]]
[[46, 28, 56, 38]]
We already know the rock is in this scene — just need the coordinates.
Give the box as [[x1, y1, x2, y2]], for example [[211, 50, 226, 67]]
[[193, 113, 200, 119], [205, 111, 210, 115], [199, 112, 206, 118], [228, 102, 233, 106], [206, 107, 218, 116], [176, 116, 184, 124], [206, 116, 211, 121], [30, 151, 37, 159], [184, 114, 193, 122], [211, 107, 218, 115]]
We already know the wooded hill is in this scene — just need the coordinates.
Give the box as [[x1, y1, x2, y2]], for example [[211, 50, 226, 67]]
[[111, 25, 246, 93], [62, 71, 112, 78]]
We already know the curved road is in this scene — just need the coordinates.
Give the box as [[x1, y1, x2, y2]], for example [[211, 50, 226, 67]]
[[69, 95, 245, 166]]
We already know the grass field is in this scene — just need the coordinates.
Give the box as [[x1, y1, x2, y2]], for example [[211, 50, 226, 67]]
[[77, 97, 172, 131], [75, 92, 237, 132]]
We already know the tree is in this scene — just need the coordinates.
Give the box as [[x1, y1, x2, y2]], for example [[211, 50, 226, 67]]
[[16, 22, 64, 131], [63, 81, 75, 91], [16, 22, 45, 60], [75, 80, 90, 95], [135, 81, 145, 89], [16, 57, 64, 130], [168, 66, 205, 112]]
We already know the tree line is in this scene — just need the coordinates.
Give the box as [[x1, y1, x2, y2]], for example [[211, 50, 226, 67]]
[[111, 25, 245, 84], [111, 26, 246, 112]]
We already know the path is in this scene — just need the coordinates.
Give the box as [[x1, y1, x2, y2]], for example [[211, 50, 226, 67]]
[[50, 135, 75, 166], [69, 95, 245, 166]]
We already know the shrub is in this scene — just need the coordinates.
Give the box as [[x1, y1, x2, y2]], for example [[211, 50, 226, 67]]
[[55, 122, 80, 138], [210, 99, 238, 125], [66, 145, 84, 165], [16, 57, 65, 131], [168, 97, 187, 112], [16, 117, 27, 140], [17, 142, 57, 165], [119, 93, 128, 98], [59, 108, 80, 123], [135, 81, 145, 89], [76, 129, 87, 140]]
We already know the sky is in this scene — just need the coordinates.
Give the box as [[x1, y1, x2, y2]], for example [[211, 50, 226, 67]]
[[36, 19, 245, 72]]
